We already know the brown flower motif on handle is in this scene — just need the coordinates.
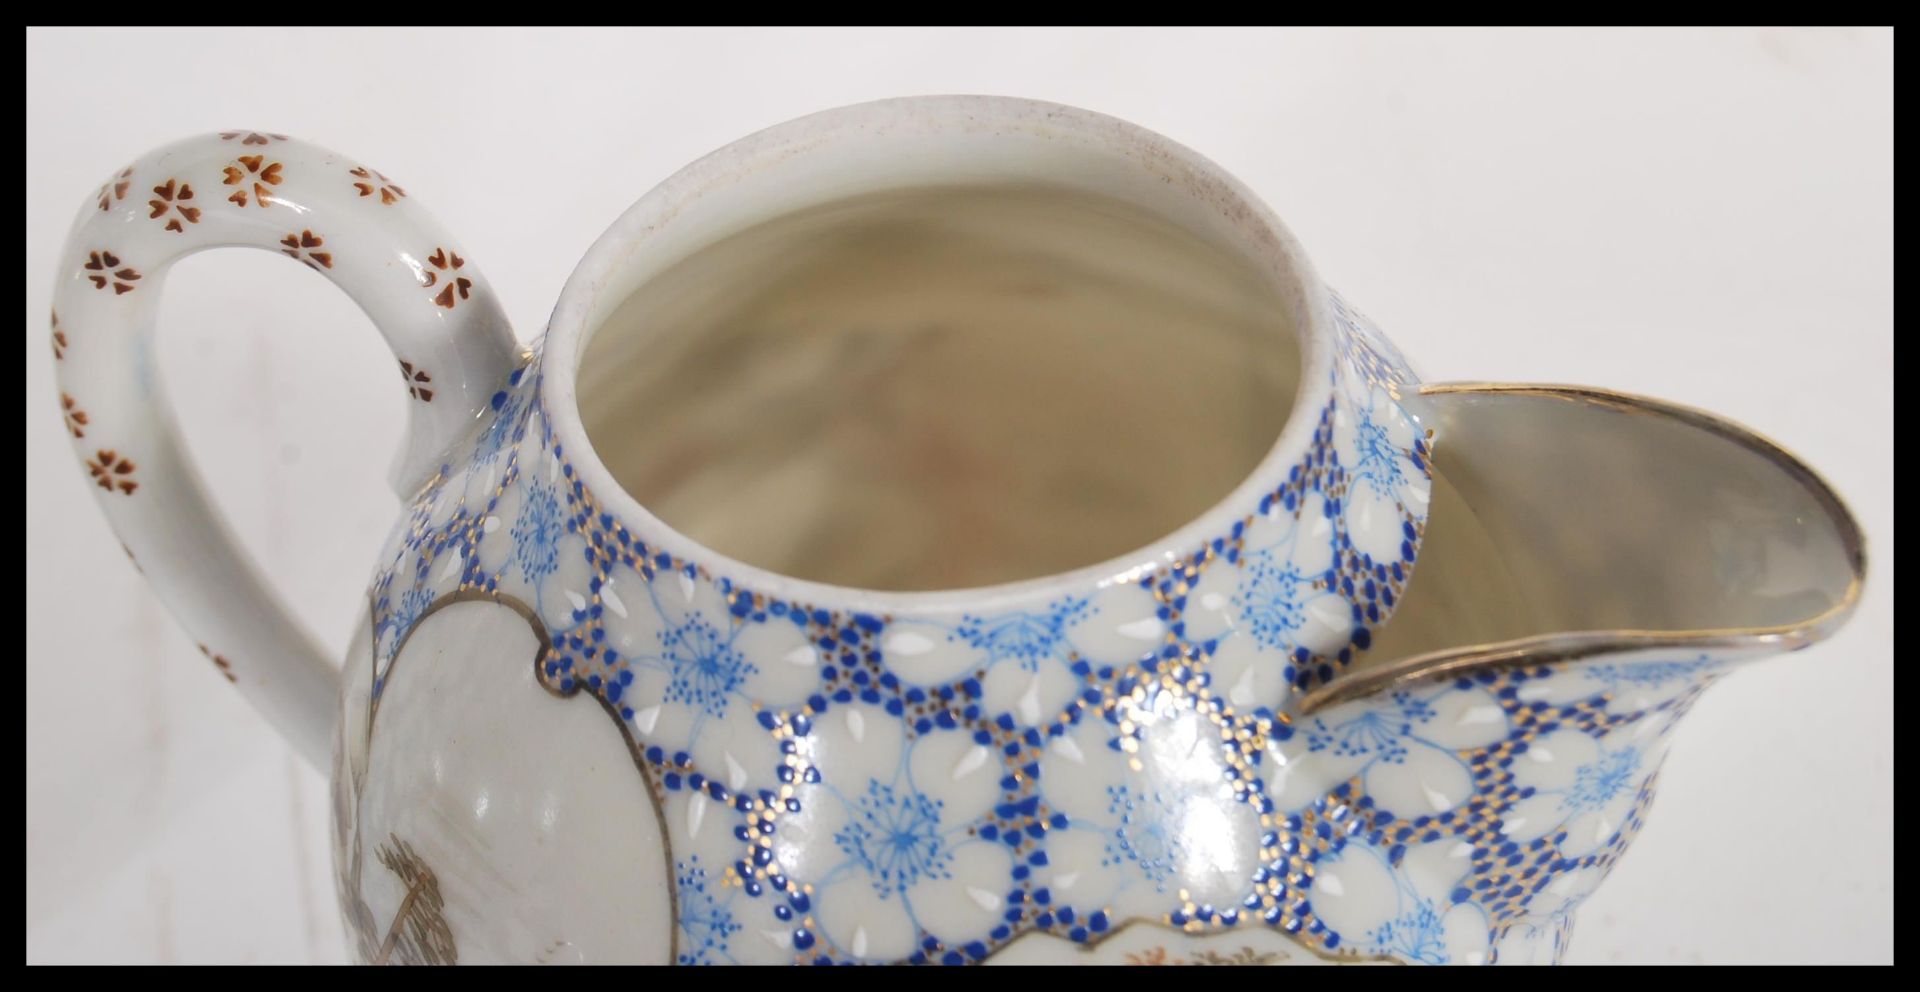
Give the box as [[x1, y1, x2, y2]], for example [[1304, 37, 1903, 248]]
[[96, 166, 133, 211], [83, 251, 141, 294], [223, 154, 285, 207], [398, 361, 434, 402], [61, 394, 89, 438], [279, 230, 334, 270], [148, 179, 202, 232], [86, 449, 138, 495], [349, 166, 407, 205], [421, 248, 471, 309]]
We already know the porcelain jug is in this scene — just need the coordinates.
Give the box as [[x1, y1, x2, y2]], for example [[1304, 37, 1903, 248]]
[[49, 96, 1864, 966]]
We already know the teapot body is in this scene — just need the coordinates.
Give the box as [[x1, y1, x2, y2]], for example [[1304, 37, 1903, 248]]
[[328, 304, 1733, 967]]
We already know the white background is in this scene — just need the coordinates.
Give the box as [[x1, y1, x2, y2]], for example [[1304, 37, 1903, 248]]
[[25, 27, 1891, 965]]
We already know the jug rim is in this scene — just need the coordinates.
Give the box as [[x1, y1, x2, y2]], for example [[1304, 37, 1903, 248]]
[[1295, 381, 1868, 713], [538, 94, 1346, 615]]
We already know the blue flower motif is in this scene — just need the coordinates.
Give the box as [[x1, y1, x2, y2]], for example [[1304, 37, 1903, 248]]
[[386, 585, 434, 648], [954, 597, 1090, 672], [1308, 835, 1493, 965], [1330, 384, 1427, 565], [836, 779, 953, 897], [675, 857, 741, 966], [606, 570, 815, 782], [1268, 685, 1510, 817], [1371, 902, 1449, 965], [659, 610, 756, 723], [1313, 706, 1414, 762], [883, 594, 1107, 726], [1349, 405, 1409, 502], [1198, 511, 1348, 668], [1584, 656, 1719, 692], [1502, 725, 1655, 857], [1562, 746, 1640, 815], [1031, 696, 1265, 921], [1237, 550, 1318, 652], [770, 710, 1012, 960], [1103, 784, 1181, 892], [510, 478, 564, 585]]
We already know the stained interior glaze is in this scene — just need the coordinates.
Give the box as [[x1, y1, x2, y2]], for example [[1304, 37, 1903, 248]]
[[578, 185, 1301, 590]]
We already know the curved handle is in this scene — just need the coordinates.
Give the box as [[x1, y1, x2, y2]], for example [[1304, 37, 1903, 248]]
[[49, 131, 519, 767]]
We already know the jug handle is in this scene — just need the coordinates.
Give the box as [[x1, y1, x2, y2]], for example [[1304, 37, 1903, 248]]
[[48, 132, 520, 768]]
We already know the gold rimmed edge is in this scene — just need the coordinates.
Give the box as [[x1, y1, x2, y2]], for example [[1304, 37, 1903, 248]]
[[1298, 382, 1868, 715]]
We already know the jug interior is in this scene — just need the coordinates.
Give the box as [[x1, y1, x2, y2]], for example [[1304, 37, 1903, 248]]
[[577, 184, 1301, 591], [1360, 387, 1863, 674]]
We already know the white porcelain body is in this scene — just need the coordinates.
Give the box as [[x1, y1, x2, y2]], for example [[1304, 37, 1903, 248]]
[[48, 98, 1861, 966]]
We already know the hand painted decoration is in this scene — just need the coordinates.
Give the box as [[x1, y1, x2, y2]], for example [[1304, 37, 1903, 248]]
[[49, 97, 1864, 965]]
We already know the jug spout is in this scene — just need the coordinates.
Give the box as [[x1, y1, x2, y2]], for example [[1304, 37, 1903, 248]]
[[1311, 383, 1865, 709], [1258, 384, 1863, 964]]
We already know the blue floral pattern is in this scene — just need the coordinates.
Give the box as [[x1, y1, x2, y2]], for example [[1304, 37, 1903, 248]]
[[1273, 684, 1511, 819], [510, 478, 563, 585], [838, 779, 955, 895], [347, 297, 1737, 965], [955, 597, 1090, 671], [675, 857, 742, 966], [1349, 405, 1410, 502], [1309, 834, 1493, 964], [1237, 546, 1331, 654], [658, 609, 754, 721], [877, 594, 1130, 729], [1104, 785, 1181, 889], [768, 708, 1013, 961], [1565, 748, 1640, 812]]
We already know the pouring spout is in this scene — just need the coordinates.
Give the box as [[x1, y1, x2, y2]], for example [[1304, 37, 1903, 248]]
[[1305, 383, 1865, 712], [1252, 384, 1864, 963]]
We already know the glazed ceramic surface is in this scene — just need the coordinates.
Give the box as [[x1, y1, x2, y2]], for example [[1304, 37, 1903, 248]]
[[49, 98, 1865, 966]]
